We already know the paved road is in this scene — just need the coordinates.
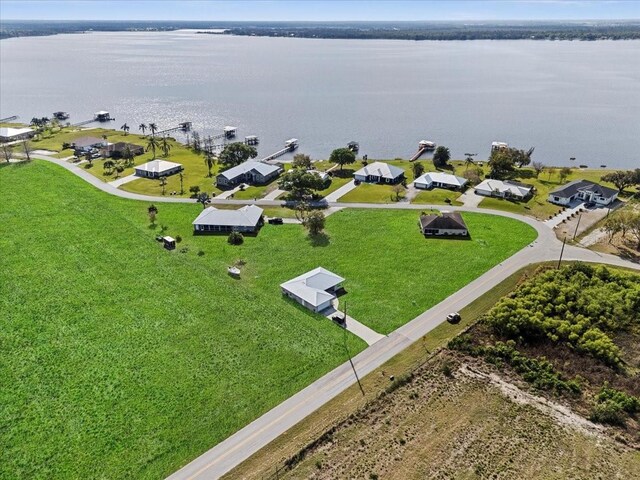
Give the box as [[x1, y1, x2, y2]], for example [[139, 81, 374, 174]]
[[19, 156, 640, 479]]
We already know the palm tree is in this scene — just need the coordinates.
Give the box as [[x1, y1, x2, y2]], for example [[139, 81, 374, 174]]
[[159, 175, 167, 195], [123, 145, 134, 167], [139, 123, 147, 136], [121, 123, 130, 135], [179, 172, 184, 195], [204, 151, 214, 177], [149, 123, 158, 137], [114, 159, 125, 179], [84, 151, 93, 167], [146, 136, 161, 158], [160, 136, 172, 157], [464, 156, 475, 172]]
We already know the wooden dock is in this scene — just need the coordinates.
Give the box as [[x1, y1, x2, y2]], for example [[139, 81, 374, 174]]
[[260, 138, 299, 163], [0, 115, 19, 123], [410, 140, 436, 162], [156, 122, 192, 136]]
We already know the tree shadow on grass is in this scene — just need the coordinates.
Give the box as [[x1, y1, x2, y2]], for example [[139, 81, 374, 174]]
[[307, 232, 330, 247]]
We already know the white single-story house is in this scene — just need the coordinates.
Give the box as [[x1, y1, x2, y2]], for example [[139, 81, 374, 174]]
[[0, 127, 35, 143], [414, 172, 468, 191], [192, 205, 264, 234], [418, 212, 469, 237], [548, 180, 618, 207], [354, 162, 405, 184], [280, 267, 345, 313], [309, 170, 331, 183], [217, 161, 282, 188], [474, 179, 534, 200], [134, 159, 183, 178]]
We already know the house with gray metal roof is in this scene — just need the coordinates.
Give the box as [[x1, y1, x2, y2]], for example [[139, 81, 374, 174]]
[[414, 172, 468, 191], [548, 180, 618, 207], [134, 159, 183, 179], [192, 205, 264, 234], [474, 179, 534, 200], [216, 161, 282, 188], [0, 127, 35, 143], [354, 162, 405, 184], [280, 267, 345, 313]]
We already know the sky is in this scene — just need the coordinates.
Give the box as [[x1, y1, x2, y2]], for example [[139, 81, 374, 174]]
[[1, 0, 639, 22]]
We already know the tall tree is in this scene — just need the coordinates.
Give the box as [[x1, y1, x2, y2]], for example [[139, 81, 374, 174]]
[[197, 192, 211, 209], [204, 151, 215, 177], [488, 149, 515, 179], [114, 159, 125, 178], [292, 153, 312, 170], [123, 145, 134, 167], [149, 123, 158, 137], [160, 136, 172, 157], [412, 162, 425, 180], [559, 167, 572, 184], [433, 146, 451, 168], [146, 136, 161, 158], [329, 147, 356, 171], [179, 172, 184, 195], [103, 159, 115, 174], [121, 123, 130, 135], [532, 161, 545, 178], [159, 175, 167, 195], [219, 142, 258, 168], [1, 144, 13, 163], [278, 169, 326, 199], [21, 140, 33, 161], [139, 123, 147, 136], [464, 155, 475, 172], [304, 210, 326, 236], [601, 170, 635, 193]]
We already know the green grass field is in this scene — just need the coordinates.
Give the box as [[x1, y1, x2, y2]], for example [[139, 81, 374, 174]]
[[0, 161, 536, 479], [411, 188, 464, 206]]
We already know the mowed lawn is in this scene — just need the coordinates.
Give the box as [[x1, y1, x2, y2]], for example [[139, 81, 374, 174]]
[[0, 161, 536, 479]]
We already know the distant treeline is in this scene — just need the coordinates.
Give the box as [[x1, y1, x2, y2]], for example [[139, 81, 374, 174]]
[[3, 20, 640, 41]]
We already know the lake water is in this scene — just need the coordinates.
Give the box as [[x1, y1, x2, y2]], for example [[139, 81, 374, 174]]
[[1, 31, 639, 168]]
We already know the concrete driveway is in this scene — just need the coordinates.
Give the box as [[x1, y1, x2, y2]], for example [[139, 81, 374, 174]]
[[323, 180, 357, 202]]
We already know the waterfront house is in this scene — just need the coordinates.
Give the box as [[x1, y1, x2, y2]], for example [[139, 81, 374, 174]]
[[548, 180, 618, 207], [134, 159, 183, 178], [72, 136, 106, 154], [0, 127, 35, 143], [280, 267, 345, 313], [414, 172, 468, 191], [101, 142, 144, 159], [216, 161, 282, 188], [354, 162, 405, 184], [418, 212, 469, 237], [192, 205, 264, 234], [474, 179, 533, 200]]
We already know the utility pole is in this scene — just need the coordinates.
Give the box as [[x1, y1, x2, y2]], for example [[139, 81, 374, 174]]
[[572, 212, 582, 240], [342, 302, 365, 396], [557, 236, 567, 269]]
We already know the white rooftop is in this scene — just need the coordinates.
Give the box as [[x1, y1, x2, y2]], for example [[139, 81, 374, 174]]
[[415, 172, 468, 188], [476, 179, 532, 197], [224, 126, 237, 132], [280, 267, 344, 308], [95, 110, 109, 115], [354, 162, 404, 180], [218, 161, 281, 181], [192, 205, 264, 227], [309, 170, 330, 181], [135, 159, 182, 174], [0, 127, 34, 138]]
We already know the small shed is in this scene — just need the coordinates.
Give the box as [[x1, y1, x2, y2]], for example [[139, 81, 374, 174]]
[[162, 236, 176, 250]]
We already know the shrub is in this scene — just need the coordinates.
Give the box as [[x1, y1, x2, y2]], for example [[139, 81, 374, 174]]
[[596, 384, 640, 414], [590, 400, 626, 426], [228, 231, 244, 245]]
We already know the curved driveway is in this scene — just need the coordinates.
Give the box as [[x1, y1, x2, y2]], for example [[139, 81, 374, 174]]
[[26, 155, 640, 479]]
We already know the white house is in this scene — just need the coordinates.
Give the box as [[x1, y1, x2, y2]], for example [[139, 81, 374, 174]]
[[0, 127, 35, 143], [193, 205, 264, 234], [217, 161, 282, 188], [548, 180, 618, 207], [72, 136, 107, 153], [414, 172, 468, 191], [280, 267, 344, 313], [354, 162, 405, 184], [418, 212, 469, 237], [475, 179, 533, 200], [134, 159, 183, 178]]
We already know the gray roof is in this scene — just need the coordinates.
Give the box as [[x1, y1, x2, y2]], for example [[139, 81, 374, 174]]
[[135, 159, 182, 174], [354, 162, 404, 180], [192, 205, 264, 227], [415, 172, 468, 188], [218, 161, 281, 181], [550, 179, 617, 199], [280, 267, 344, 308], [419, 212, 468, 231], [72, 136, 104, 148]]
